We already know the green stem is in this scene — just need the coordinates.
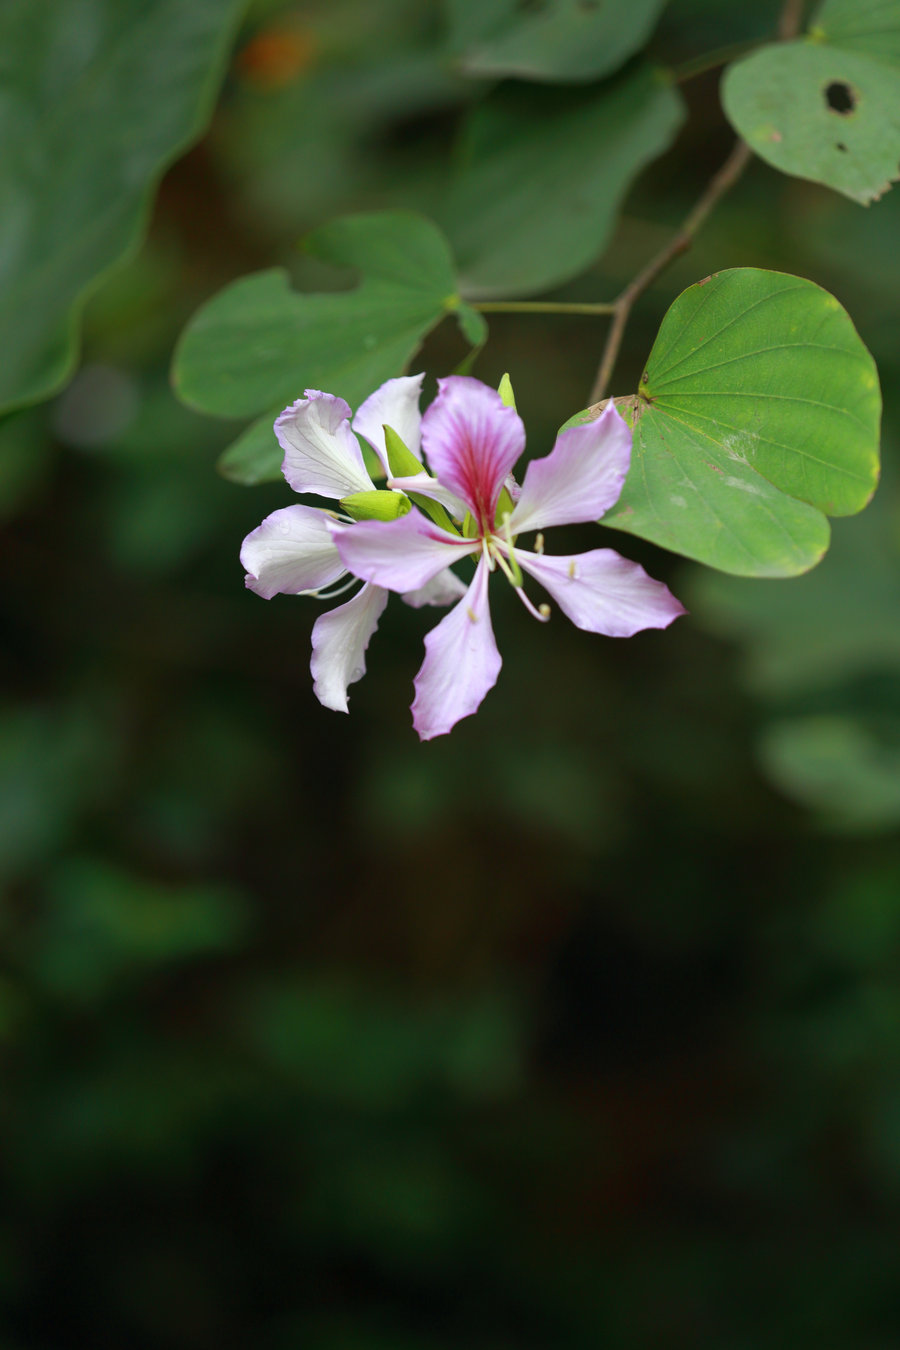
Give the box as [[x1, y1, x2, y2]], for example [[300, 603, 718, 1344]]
[[472, 299, 616, 316]]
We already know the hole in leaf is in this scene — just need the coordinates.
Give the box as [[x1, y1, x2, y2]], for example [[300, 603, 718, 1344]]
[[835, 141, 848, 152], [824, 81, 856, 114]]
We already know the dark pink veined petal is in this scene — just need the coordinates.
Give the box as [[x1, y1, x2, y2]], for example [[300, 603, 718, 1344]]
[[352, 374, 424, 474], [509, 401, 632, 536], [420, 376, 525, 528], [516, 547, 686, 637], [329, 509, 473, 595], [241, 505, 346, 599], [276, 390, 373, 499], [411, 553, 501, 741], [310, 582, 389, 713]]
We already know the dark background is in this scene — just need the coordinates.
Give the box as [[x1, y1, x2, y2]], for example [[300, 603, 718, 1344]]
[[2, 1, 900, 1345]]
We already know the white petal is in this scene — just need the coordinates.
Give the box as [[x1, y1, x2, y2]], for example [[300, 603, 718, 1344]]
[[330, 510, 473, 594], [241, 505, 345, 599], [516, 547, 686, 637], [411, 554, 501, 740], [310, 583, 389, 713], [276, 390, 374, 499], [352, 374, 424, 473], [402, 570, 468, 609], [509, 401, 632, 535]]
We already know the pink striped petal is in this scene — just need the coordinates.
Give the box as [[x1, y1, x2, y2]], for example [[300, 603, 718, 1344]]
[[310, 582, 389, 713], [241, 505, 345, 599], [329, 509, 473, 594], [421, 376, 525, 527], [412, 553, 501, 741], [509, 401, 632, 536], [352, 374, 424, 474], [276, 390, 373, 499], [516, 548, 686, 637]]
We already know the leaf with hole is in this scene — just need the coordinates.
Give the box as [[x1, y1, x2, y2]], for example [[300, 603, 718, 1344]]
[[721, 0, 900, 204], [445, 0, 669, 83], [581, 269, 881, 577], [173, 212, 483, 484], [0, 0, 246, 415], [442, 66, 684, 297]]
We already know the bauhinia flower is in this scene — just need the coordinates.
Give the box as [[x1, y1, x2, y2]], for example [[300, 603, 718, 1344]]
[[329, 375, 685, 740], [239, 375, 464, 712]]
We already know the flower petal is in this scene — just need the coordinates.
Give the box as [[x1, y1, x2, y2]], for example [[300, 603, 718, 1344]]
[[509, 400, 632, 535], [402, 570, 467, 609], [276, 390, 374, 498], [241, 505, 345, 599], [329, 509, 473, 594], [310, 582, 389, 713], [386, 471, 469, 521], [412, 553, 501, 741], [421, 376, 525, 526], [516, 547, 686, 636], [352, 374, 424, 473]]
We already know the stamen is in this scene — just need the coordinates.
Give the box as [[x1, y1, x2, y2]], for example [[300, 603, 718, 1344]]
[[534, 533, 545, 555], [301, 574, 360, 602], [567, 559, 577, 579], [513, 585, 550, 623]]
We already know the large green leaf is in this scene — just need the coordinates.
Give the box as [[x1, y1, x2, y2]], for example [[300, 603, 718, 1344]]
[[721, 0, 900, 204], [597, 269, 881, 577], [443, 66, 684, 298], [174, 211, 482, 484], [0, 0, 246, 415], [445, 0, 668, 83]]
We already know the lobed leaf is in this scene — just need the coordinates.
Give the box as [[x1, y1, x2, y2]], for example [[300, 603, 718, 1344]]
[[0, 0, 246, 415], [592, 269, 880, 577], [173, 212, 482, 484]]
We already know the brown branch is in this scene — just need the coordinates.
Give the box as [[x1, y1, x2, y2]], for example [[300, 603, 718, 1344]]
[[586, 0, 807, 405]]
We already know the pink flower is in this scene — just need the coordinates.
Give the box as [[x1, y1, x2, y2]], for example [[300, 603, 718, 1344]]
[[330, 376, 685, 740], [240, 376, 464, 713]]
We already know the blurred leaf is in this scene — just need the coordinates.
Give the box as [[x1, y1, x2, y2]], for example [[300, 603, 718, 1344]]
[[444, 66, 685, 297], [600, 268, 881, 575], [759, 714, 900, 830], [0, 0, 246, 415], [688, 480, 900, 694], [445, 0, 668, 83], [27, 857, 249, 999], [240, 979, 522, 1107], [173, 212, 481, 483], [722, 0, 900, 204]]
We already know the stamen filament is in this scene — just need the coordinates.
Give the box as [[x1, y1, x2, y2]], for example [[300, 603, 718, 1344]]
[[301, 574, 360, 601]]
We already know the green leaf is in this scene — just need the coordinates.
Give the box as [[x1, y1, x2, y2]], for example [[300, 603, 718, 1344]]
[[174, 211, 474, 483], [0, 0, 246, 415], [442, 67, 685, 297], [446, 0, 669, 83], [599, 268, 881, 577], [721, 0, 900, 204]]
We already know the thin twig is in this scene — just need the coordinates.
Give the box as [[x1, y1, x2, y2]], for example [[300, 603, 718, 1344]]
[[586, 0, 807, 405], [473, 300, 616, 316], [670, 39, 758, 84]]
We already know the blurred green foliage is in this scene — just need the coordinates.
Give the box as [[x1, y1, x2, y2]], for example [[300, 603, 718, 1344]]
[[2, 0, 900, 1346]]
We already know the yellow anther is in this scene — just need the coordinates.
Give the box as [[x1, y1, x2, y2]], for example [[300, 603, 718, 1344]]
[[567, 560, 577, 579], [539, 603, 551, 618], [534, 533, 545, 554]]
